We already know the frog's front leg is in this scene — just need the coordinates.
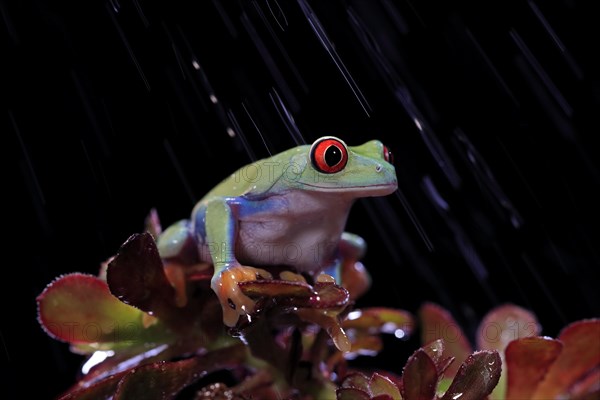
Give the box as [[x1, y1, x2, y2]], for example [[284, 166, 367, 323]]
[[204, 198, 273, 327]]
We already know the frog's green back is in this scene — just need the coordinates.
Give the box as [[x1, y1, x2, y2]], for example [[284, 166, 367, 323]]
[[199, 145, 310, 203]]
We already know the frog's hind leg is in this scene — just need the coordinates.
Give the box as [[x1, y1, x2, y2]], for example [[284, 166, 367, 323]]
[[338, 232, 371, 300], [339, 232, 367, 260], [156, 220, 199, 307], [157, 220, 198, 262], [320, 232, 366, 282]]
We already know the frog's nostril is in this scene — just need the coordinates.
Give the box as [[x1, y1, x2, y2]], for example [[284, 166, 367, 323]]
[[375, 164, 382, 172]]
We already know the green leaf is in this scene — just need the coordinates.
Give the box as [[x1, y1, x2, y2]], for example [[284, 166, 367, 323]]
[[37, 273, 144, 344], [505, 337, 562, 400]]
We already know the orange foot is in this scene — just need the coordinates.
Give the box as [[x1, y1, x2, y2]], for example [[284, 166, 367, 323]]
[[211, 265, 273, 327]]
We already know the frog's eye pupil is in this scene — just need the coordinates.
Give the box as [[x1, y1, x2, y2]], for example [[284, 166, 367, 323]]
[[310, 137, 348, 174], [325, 145, 342, 167]]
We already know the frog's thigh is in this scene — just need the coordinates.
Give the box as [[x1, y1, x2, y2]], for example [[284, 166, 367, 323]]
[[339, 232, 366, 260], [321, 233, 366, 283], [157, 220, 194, 259]]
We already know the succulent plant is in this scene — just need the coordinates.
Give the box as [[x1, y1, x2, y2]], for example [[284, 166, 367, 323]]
[[37, 212, 599, 399]]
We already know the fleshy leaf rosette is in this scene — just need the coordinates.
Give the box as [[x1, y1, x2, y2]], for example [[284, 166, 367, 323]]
[[419, 303, 600, 400], [37, 232, 233, 396], [336, 339, 501, 400], [37, 226, 363, 398], [37, 211, 598, 400]]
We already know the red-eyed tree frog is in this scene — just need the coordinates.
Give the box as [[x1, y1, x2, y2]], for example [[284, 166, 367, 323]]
[[157, 136, 397, 326]]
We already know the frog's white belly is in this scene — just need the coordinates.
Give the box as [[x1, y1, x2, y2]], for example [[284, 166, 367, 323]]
[[235, 217, 345, 272], [199, 191, 353, 273]]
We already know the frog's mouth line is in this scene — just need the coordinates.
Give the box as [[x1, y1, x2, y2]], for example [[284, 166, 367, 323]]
[[300, 182, 398, 192]]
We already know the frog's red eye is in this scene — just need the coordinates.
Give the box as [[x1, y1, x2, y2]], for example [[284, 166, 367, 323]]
[[310, 137, 348, 174], [383, 145, 394, 164]]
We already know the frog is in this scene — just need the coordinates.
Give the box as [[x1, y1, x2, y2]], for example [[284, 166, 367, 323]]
[[157, 136, 397, 327]]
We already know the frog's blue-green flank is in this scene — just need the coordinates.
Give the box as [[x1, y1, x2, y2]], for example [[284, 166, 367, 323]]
[[157, 136, 397, 326]]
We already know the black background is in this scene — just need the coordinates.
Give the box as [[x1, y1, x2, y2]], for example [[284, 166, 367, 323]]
[[3, 0, 599, 397]]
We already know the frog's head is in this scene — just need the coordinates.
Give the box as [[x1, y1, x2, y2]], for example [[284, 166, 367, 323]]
[[289, 136, 397, 196]]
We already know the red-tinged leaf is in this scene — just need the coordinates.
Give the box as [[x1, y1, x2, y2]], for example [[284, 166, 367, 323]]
[[145, 208, 162, 238], [196, 383, 236, 399], [336, 388, 370, 400], [343, 308, 414, 337], [37, 273, 144, 344], [113, 345, 247, 399], [476, 304, 540, 351], [476, 304, 540, 399], [72, 343, 179, 390], [340, 372, 370, 391], [421, 339, 454, 378], [505, 337, 562, 400], [348, 335, 383, 357], [236, 312, 291, 375], [239, 279, 314, 299], [573, 389, 600, 400], [440, 350, 501, 400], [421, 339, 444, 364], [370, 373, 402, 400], [312, 282, 350, 309], [570, 368, 600, 398], [230, 369, 278, 398], [340, 260, 371, 300], [297, 308, 351, 352], [533, 319, 600, 399], [58, 371, 128, 400], [107, 233, 176, 317], [240, 280, 349, 310], [402, 349, 438, 400], [419, 303, 472, 378]]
